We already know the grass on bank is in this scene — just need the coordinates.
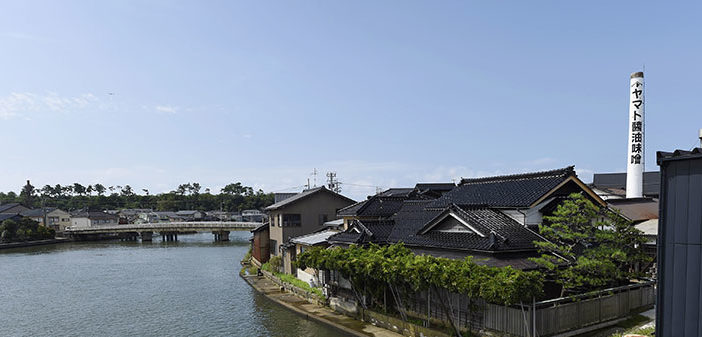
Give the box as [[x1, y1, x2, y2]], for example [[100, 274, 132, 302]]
[[261, 261, 325, 300], [578, 313, 654, 337], [609, 325, 654, 337]]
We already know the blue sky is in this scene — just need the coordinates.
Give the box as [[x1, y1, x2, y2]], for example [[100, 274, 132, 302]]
[[1, 1, 700, 200]]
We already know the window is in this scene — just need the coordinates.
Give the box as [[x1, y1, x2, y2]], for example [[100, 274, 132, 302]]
[[282, 214, 301, 227], [270, 239, 278, 256], [318, 214, 328, 226]]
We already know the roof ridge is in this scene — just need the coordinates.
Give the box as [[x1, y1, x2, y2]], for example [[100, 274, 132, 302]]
[[460, 166, 575, 185]]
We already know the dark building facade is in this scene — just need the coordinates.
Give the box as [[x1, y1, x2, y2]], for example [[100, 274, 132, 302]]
[[656, 148, 702, 337]]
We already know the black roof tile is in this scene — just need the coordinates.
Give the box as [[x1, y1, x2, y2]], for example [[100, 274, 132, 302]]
[[265, 186, 355, 211], [328, 219, 395, 245], [428, 166, 575, 209], [657, 148, 702, 164], [0, 203, 24, 214]]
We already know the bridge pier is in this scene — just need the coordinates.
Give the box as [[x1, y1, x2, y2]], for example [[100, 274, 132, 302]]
[[161, 232, 178, 242], [141, 231, 153, 242], [213, 231, 230, 242]]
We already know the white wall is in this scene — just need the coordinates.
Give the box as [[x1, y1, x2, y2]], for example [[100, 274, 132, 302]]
[[71, 217, 91, 228]]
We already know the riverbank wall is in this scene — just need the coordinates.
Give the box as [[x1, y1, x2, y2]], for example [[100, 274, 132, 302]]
[[0, 238, 70, 250], [240, 264, 451, 337]]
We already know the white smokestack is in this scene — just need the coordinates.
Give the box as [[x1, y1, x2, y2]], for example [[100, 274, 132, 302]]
[[626, 71, 644, 198]]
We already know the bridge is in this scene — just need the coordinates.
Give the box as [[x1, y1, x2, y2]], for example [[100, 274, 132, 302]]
[[64, 221, 262, 242]]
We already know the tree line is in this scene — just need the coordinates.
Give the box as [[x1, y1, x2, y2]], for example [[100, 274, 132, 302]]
[[0, 181, 274, 212]]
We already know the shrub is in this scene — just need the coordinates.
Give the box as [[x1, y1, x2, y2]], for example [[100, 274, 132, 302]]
[[269, 255, 282, 273]]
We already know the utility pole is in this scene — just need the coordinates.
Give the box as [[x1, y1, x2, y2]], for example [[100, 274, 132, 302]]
[[326, 172, 341, 193]]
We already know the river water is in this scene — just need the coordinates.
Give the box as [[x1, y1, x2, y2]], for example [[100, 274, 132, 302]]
[[0, 231, 339, 337]]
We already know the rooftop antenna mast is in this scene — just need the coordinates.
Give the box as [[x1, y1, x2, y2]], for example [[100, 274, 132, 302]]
[[311, 168, 318, 187]]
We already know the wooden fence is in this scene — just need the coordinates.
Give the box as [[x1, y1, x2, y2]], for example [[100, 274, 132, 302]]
[[399, 281, 655, 336], [488, 281, 656, 337]]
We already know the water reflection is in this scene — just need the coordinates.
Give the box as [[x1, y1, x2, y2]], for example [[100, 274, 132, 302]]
[[0, 232, 339, 337]]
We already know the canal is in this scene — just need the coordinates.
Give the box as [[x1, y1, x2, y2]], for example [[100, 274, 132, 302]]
[[0, 231, 340, 337]]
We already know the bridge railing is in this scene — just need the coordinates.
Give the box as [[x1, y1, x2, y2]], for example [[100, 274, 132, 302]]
[[65, 221, 262, 233]]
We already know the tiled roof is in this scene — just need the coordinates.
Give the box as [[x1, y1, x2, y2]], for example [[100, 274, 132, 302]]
[[0, 214, 22, 222], [264, 186, 355, 211], [328, 219, 395, 245], [21, 208, 57, 217], [335, 199, 542, 253], [0, 203, 23, 214], [607, 198, 659, 222], [387, 200, 440, 243], [337, 199, 368, 217], [429, 166, 576, 208], [251, 223, 269, 233], [415, 183, 455, 193], [396, 204, 541, 252], [592, 172, 660, 197], [377, 188, 415, 197], [352, 197, 406, 218], [657, 148, 702, 163]]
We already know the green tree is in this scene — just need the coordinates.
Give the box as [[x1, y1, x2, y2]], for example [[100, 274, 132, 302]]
[[19, 180, 36, 208], [93, 184, 106, 196], [221, 182, 251, 196], [530, 193, 651, 296], [73, 183, 86, 196], [121, 185, 134, 196]]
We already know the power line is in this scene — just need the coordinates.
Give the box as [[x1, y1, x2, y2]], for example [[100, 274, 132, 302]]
[[338, 182, 385, 189]]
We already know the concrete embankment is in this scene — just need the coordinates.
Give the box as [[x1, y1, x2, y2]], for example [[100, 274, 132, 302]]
[[239, 271, 403, 337], [0, 238, 70, 250]]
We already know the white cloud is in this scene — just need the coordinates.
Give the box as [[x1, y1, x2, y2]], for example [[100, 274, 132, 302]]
[[155, 105, 178, 114], [0, 92, 100, 120]]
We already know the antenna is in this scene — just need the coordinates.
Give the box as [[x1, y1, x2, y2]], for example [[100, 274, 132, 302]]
[[311, 168, 318, 187]]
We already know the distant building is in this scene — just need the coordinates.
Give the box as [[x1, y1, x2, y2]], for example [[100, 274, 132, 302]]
[[206, 211, 233, 221], [154, 211, 180, 222], [590, 171, 660, 199], [21, 208, 71, 232], [264, 186, 355, 274], [175, 210, 204, 221], [136, 211, 160, 224], [119, 209, 153, 224], [70, 211, 119, 228], [241, 209, 265, 223]]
